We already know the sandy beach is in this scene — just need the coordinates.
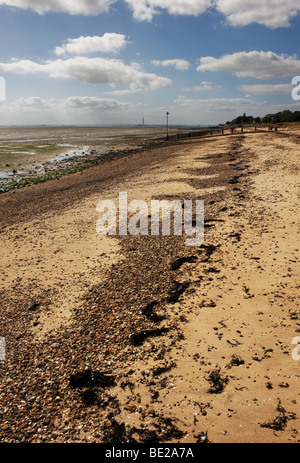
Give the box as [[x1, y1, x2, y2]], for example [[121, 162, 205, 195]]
[[0, 126, 299, 443]]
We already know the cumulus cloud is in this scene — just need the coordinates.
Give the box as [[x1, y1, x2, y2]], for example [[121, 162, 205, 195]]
[[61, 96, 129, 110], [214, 0, 300, 28], [125, 0, 212, 21], [0, 56, 172, 90], [151, 59, 190, 71], [0, 0, 299, 28], [5, 95, 128, 112], [0, 0, 212, 18], [239, 83, 293, 94], [0, 0, 113, 15], [124, 0, 156, 21], [197, 51, 300, 80], [8, 96, 55, 110], [54, 33, 129, 56]]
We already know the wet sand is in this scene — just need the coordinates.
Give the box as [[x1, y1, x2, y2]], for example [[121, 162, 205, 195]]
[[0, 125, 177, 189], [0, 127, 299, 443]]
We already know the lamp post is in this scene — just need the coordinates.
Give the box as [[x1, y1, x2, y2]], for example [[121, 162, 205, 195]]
[[166, 112, 169, 140]]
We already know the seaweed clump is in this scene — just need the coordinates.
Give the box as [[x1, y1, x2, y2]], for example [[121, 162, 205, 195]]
[[260, 399, 296, 432], [207, 369, 229, 394]]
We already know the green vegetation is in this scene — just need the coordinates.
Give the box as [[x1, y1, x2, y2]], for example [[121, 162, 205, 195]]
[[0, 143, 71, 158], [262, 110, 300, 124], [226, 113, 261, 125], [226, 110, 300, 126]]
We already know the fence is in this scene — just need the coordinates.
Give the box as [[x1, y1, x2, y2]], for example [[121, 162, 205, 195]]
[[166, 124, 278, 141]]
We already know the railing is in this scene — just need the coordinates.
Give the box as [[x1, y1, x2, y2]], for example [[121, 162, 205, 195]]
[[166, 124, 279, 141]]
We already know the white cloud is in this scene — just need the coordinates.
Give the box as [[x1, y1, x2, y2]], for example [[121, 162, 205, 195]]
[[151, 59, 190, 71], [2, 96, 128, 112], [1, 0, 299, 28], [0, 56, 172, 90], [175, 95, 254, 112], [61, 96, 129, 110], [0, 0, 212, 18], [172, 95, 272, 123], [184, 81, 221, 91], [125, 0, 212, 21], [55, 34, 129, 56], [104, 83, 143, 95], [0, 0, 113, 15], [0, 95, 132, 125], [214, 0, 300, 29], [8, 96, 55, 110], [239, 83, 293, 94], [124, 0, 156, 21], [197, 51, 300, 79], [151, 0, 211, 15]]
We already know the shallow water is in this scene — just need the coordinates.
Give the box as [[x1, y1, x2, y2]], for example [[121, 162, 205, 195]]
[[0, 125, 204, 188], [0, 125, 170, 144]]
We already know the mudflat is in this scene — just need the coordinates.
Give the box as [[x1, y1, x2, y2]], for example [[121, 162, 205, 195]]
[[0, 125, 176, 190], [0, 127, 299, 443]]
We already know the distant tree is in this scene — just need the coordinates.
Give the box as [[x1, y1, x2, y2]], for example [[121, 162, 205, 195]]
[[273, 113, 281, 123], [293, 111, 300, 122], [280, 110, 293, 122], [233, 114, 255, 124], [262, 114, 272, 123], [233, 109, 300, 126], [234, 116, 243, 124]]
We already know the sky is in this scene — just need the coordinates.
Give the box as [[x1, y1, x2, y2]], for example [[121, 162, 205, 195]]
[[0, 0, 299, 126]]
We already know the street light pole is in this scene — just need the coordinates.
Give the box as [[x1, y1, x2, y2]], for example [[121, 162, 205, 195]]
[[166, 112, 169, 140]]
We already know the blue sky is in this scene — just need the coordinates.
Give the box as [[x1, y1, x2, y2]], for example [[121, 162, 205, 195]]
[[0, 0, 299, 126]]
